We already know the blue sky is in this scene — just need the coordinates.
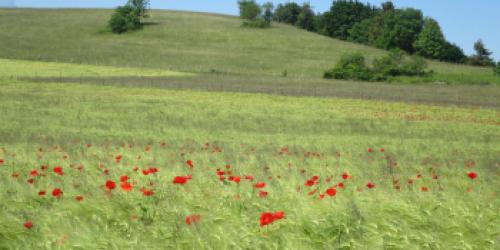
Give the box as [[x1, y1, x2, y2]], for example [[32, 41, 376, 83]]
[[3, 0, 499, 60]]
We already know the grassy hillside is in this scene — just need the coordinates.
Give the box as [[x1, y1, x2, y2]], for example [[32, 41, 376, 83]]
[[0, 8, 498, 85], [1, 66, 499, 248]]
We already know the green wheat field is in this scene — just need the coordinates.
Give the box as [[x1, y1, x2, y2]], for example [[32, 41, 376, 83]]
[[0, 9, 499, 250]]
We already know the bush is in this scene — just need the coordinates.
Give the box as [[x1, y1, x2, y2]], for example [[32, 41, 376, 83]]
[[325, 51, 431, 81], [109, 5, 141, 34], [241, 19, 271, 28], [494, 62, 500, 76], [372, 50, 428, 79], [324, 53, 373, 81]]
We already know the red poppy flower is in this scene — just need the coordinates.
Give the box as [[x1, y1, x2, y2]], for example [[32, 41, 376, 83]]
[[120, 175, 129, 182], [0, 159, 4, 165], [11, 172, 19, 178], [416, 174, 422, 179], [338, 182, 344, 188], [27, 178, 35, 184], [52, 188, 63, 198], [421, 187, 429, 192], [311, 176, 320, 181], [244, 175, 254, 181], [305, 179, 316, 187], [342, 173, 351, 180], [185, 214, 201, 225], [41, 165, 48, 171], [186, 160, 194, 169], [106, 180, 116, 190], [141, 189, 154, 196], [259, 190, 268, 198], [260, 212, 274, 227], [254, 182, 266, 189], [260, 211, 285, 227], [326, 188, 337, 196], [368, 148, 373, 153], [121, 182, 133, 191], [115, 155, 123, 163], [53, 166, 64, 176], [24, 221, 33, 229], [366, 182, 375, 189], [173, 176, 189, 185], [75, 195, 84, 202], [38, 190, 46, 196], [467, 172, 478, 179], [216, 170, 225, 176], [380, 148, 385, 152], [407, 179, 414, 185], [231, 176, 241, 183], [30, 170, 38, 177]]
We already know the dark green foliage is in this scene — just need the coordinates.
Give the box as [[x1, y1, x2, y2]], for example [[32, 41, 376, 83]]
[[413, 18, 446, 59], [322, 0, 376, 40], [324, 53, 373, 81], [128, 0, 149, 18], [373, 8, 424, 53], [325, 51, 430, 81], [439, 42, 466, 63], [241, 19, 271, 28], [274, 2, 301, 25], [109, 5, 141, 34], [297, 4, 315, 31], [494, 62, 500, 76], [109, 0, 149, 34], [372, 50, 428, 78], [468, 40, 495, 66], [238, 0, 261, 21], [262, 2, 274, 23], [381, 1, 395, 12]]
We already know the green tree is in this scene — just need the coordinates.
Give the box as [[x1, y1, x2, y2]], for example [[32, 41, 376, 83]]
[[322, 0, 376, 40], [128, 0, 149, 18], [372, 8, 424, 53], [413, 18, 446, 59], [297, 3, 315, 31], [439, 42, 466, 63], [109, 5, 141, 34], [274, 2, 301, 25], [262, 2, 274, 23], [468, 39, 494, 66], [238, 0, 261, 21]]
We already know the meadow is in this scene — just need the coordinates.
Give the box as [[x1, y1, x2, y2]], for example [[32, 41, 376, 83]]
[[0, 7, 499, 250]]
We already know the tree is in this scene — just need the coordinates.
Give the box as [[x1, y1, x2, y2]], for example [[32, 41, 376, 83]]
[[274, 2, 301, 25], [468, 39, 494, 66], [128, 0, 149, 18], [262, 2, 274, 23], [238, 0, 261, 21], [109, 5, 141, 34], [324, 52, 373, 80], [381, 1, 394, 12], [297, 3, 315, 31], [439, 42, 466, 63], [322, 0, 376, 40], [413, 18, 446, 59]]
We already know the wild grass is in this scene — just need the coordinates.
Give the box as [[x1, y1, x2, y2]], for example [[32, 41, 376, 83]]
[[0, 8, 498, 85]]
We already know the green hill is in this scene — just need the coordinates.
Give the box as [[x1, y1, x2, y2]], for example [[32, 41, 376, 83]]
[[0, 8, 496, 83]]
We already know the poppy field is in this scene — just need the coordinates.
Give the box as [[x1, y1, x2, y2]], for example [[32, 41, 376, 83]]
[[0, 68, 499, 249]]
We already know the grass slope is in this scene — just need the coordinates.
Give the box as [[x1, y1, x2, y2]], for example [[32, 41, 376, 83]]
[[0, 64, 499, 249], [0, 8, 498, 85]]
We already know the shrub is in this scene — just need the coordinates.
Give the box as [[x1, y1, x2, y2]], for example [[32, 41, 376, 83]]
[[324, 53, 373, 81], [325, 51, 430, 81], [109, 5, 141, 34], [494, 62, 500, 76], [241, 19, 271, 28]]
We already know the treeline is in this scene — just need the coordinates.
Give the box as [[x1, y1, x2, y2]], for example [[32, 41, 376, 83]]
[[238, 0, 496, 67]]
